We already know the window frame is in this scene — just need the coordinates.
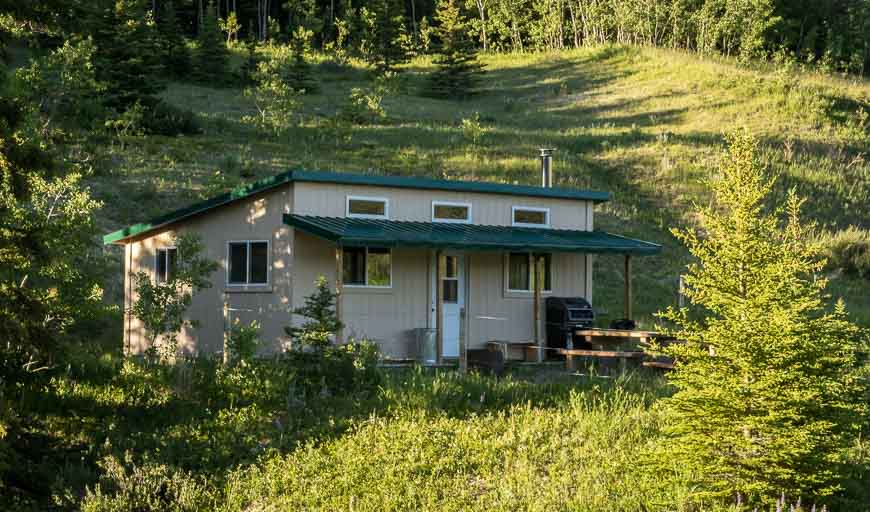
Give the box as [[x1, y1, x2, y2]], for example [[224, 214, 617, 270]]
[[431, 200, 472, 224], [505, 252, 553, 293], [343, 246, 393, 289], [154, 246, 177, 284], [511, 206, 551, 228], [346, 195, 390, 220], [225, 239, 271, 287]]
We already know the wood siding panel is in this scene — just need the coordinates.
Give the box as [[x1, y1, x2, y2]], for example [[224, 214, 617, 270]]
[[293, 182, 590, 229]]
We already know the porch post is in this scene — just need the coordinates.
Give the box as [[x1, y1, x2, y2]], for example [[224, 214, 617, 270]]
[[624, 254, 633, 320], [459, 253, 469, 374], [222, 293, 229, 365], [335, 246, 344, 344], [534, 254, 543, 363], [436, 250, 445, 364]]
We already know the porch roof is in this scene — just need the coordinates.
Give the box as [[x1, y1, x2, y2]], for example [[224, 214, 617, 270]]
[[283, 214, 661, 255]]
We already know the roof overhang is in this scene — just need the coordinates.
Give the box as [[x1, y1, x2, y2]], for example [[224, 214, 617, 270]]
[[103, 170, 611, 245], [284, 214, 661, 255]]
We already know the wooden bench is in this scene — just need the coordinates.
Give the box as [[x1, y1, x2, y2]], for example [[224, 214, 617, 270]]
[[642, 360, 675, 370], [557, 348, 645, 374]]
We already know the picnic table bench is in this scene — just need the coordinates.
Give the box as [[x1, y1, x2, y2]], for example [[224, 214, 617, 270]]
[[561, 328, 677, 374], [557, 348, 646, 374]]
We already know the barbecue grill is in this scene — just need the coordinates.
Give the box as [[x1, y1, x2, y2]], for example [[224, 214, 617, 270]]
[[545, 297, 595, 350]]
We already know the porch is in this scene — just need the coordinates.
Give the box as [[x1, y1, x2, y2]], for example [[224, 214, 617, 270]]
[[284, 214, 661, 370]]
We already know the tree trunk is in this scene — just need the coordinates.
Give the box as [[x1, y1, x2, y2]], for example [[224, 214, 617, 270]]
[[475, 0, 488, 51]]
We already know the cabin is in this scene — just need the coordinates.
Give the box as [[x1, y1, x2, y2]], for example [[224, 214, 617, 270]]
[[104, 155, 661, 364]]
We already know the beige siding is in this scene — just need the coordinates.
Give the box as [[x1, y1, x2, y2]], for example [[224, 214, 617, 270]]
[[293, 182, 589, 229], [466, 251, 587, 349], [121, 178, 595, 358], [124, 185, 293, 355]]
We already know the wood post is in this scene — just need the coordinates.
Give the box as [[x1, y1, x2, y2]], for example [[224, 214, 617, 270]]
[[222, 294, 229, 365], [436, 250, 445, 364], [459, 254, 469, 374], [335, 246, 344, 344], [534, 254, 543, 363], [624, 254, 633, 320]]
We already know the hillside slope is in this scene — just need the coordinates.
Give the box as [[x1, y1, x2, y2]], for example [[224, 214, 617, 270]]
[[95, 45, 870, 324]]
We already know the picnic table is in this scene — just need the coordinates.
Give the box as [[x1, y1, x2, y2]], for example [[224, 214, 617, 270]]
[[558, 328, 675, 374]]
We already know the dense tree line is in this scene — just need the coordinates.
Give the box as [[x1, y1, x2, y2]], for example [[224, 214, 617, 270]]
[[5, 0, 870, 75]]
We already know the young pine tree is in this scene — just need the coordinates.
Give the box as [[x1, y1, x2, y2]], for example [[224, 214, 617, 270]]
[[285, 276, 343, 350], [288, 26, 318, 94], [158, 0, 190, 78], [195, 1, 229, 83], [369, 0, 409, 72], [91, 0, 164, 109], [655, 130, 868, 504], [424, 0, 484, 99]]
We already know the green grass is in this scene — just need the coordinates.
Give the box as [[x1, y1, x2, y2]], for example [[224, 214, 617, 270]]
[[91, 44, 870, 326]]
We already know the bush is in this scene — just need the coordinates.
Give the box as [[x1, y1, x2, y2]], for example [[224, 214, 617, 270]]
[[140, 101, 201, 136], [339, 86, 385, 124], [227, 320, 260, 364], [822, 227, 870, 279]]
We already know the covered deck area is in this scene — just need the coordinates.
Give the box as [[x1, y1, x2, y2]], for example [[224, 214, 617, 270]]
[[284, 214, 661, 371]]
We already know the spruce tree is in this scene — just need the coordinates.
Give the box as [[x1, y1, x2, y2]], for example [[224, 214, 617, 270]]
[[158, 0, 190, 78], [369, 0, 409, 72], [91, 0, 164, 109], [655, 131, 868, 504], [288, 27, 318, 94], [424, 0, 484, 99], [285, 276, 343, 349], [195, 1, 229, 83]]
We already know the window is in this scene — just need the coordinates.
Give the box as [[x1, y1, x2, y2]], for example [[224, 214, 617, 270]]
[[442, 255, 459, 302], [507, 253, 552, 292], [347, 196, 389, 219], [155, 247, 177, 283], [512, 206, 550, 228], [227, 241, 269, 285], [432, 201, 472, 223], [343, 247, 391, 287]]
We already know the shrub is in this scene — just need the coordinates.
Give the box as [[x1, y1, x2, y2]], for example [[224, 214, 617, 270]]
[[822, 227, 870, 279], [140, 101, 201, 136], [227, 319, 260, 364], [339, 86, 385, 124], [82, 454, 213, 512]]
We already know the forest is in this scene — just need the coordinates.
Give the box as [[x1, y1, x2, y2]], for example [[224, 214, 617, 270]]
[[2, 0, 870, 510]]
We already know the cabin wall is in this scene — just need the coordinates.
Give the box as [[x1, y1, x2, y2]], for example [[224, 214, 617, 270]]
[[124, 185, 293, 355], [291, 232, 431, 358], [466, 252, 588, 349], [292, 182, 590, 230]]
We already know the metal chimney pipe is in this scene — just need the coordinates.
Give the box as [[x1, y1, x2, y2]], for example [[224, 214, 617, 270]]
[[539, 148, 554, 188]]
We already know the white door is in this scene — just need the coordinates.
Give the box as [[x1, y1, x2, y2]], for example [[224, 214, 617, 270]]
[[430, 252, 464, 358]]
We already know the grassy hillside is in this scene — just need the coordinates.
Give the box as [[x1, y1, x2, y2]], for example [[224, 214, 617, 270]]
[[95, 45, 870, 324]]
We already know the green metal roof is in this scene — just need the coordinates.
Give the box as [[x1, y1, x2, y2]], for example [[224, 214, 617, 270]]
[[103, 170, 611, 245], [284, 214, 661, 255]]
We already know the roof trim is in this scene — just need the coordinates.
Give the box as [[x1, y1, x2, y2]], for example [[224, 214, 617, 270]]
[[283, 214, 662, 255], [103, 170, 611, 245]]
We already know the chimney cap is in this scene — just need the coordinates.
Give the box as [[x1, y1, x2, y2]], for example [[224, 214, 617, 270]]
[[539, 148, 555, 156]]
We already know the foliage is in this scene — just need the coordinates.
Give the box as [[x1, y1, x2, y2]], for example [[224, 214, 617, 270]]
[[425, 0, 484, 99], [195, 1, 230, 84], [243, 55, 300, 136], [130, 233, 218, 361], [0, 72, 103, 364], [158, 0, 191, 79], [285, 275, 343, 349], [15, 37, 105, 131], [654, 130, 869, 505], [288, 26, 318, 94], [140, 100, 201, 136], [227, 319, 261, 364], [104, 101, 145, 149], [219, 11, 241, 44], [460, 112, 484, 147], [821, 227, 870, 280], [90, 0, 164, 110], [339, 85, 385, 124], [368, 0, 409, 72]]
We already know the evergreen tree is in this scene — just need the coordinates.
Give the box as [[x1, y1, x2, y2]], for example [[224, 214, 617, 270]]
[[655, 131, 868, 504], [158, 0, 190, 78], [369, 0, 409, 72], [195, 1, 229, 83], [91, 0, 164, 109], [239, 21, 259, 85], [424, 0, 484, 99], [285, 276, 343, 349], [288, 26, 318, 94]]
